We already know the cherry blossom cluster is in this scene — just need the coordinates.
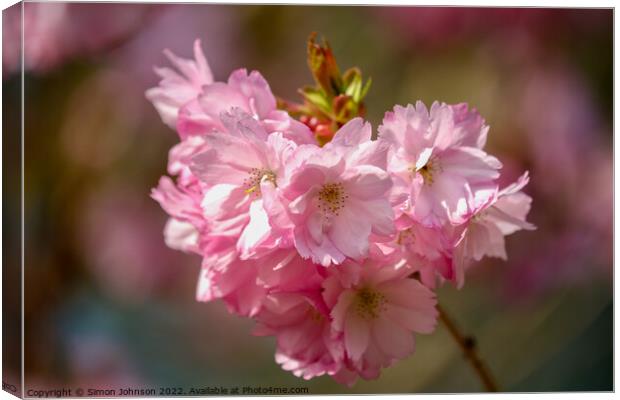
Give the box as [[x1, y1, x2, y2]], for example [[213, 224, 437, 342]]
[[147, 40, 534, 385]]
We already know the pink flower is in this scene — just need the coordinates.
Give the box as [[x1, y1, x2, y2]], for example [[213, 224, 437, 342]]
[[146, 38, 536, 386], [151, 176, 206, 255], [145, 39, 213, 130], [152, 133, 210, 255], [166, 135, 210, 188], [253, 291, 345, 381], [189, 110, 298, 258], [379, 101, 501, 227], [255, 250, 324, 292], [251, 253, 347, 381], [390, 216, 457, 288], [162, 218, 200, 254], [196, 241, 266, 317], [176, 66, 313, 144], [323, 256, 438, 382], [282, 119, 395, 266], [196, 256, 266, 317], [454, 172, 536, 285], [198, 248, 322, 318]]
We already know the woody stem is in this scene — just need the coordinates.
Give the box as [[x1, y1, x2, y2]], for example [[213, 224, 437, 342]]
[[437, 304, 499, 392]]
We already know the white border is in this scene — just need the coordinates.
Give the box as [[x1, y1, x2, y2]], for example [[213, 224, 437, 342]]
[[0, 1, 615, 400]]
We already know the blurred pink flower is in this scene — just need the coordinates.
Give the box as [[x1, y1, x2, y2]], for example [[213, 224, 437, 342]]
[[79, 185, 188, 303], [3, 3, 152, 75], [493, 63, 612, 301], [381, 8, 610, 52]]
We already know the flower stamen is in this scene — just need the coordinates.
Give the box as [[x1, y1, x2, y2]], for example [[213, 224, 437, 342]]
[[355, 287, 386, 320], [397, 228, 415, 245], [412, 156, 442, 186], [318, 182, 348, 216], [307, 306, 324, 323], [243, 168, 276, 196]]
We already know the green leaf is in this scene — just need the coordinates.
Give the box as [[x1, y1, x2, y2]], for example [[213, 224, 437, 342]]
[[360, 77, 372, 101], [300, 87, 331, 114]]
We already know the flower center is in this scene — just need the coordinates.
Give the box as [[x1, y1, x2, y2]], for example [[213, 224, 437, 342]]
[[243, 168, 276, 197], [412, 156, 442, 186], [318, 182, 347, 215], [307, 306, 324, 323], [396, 228, 415, 245], [355, 287, 386, 320]]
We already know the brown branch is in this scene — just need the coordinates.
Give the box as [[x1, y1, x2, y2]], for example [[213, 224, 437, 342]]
[[437, 304, 499, 392]]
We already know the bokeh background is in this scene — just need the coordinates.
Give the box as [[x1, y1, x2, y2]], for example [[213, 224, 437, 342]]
[[2, 3, 613, 394]]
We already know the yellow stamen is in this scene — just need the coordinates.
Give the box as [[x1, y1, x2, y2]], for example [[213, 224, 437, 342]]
[[308, 306, 324, 323], [411, 157, 442, 186], [355, 287, 386, 320], [397, 228, 415, 245], [243, 168, 276, 196], [318, 182, 348, 215]]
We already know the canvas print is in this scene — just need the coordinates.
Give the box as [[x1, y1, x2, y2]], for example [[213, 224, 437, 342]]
[[2, 2, 613, 396]]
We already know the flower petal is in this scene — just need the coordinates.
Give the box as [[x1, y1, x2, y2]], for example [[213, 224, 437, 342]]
[[344, 312, 370, 362]]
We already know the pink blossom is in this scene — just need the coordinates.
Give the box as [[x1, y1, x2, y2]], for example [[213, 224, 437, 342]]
[[175, 64, 313, 144], [166, 135, 210, 188], [390, 216, 457, 288], [253, 291, 345, 380], [189, 109, 299, 257], [151, 176, 206, 255], [255, 250, 325, 292], [145, 39, 213, 130], [379, 101, 501, 227], [251, 253, 349, 381], [144, 36, 310, 143], [282, 119, 395, 266], [196, 257, 265, 317], [454, 172, 536, 287], [151, 134, 210, 255], [197, 248, 322, 318], [146, 38, 536, 386], [196, 242, 266, 317], [323, 256, 438, 382], [163, 218, 200, 254]]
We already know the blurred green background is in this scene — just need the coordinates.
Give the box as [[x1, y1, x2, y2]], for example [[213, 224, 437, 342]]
[[3, 4, 612, 393]]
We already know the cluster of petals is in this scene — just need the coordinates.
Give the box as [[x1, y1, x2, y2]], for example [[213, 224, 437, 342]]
[[148, 40, 534, 384]]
